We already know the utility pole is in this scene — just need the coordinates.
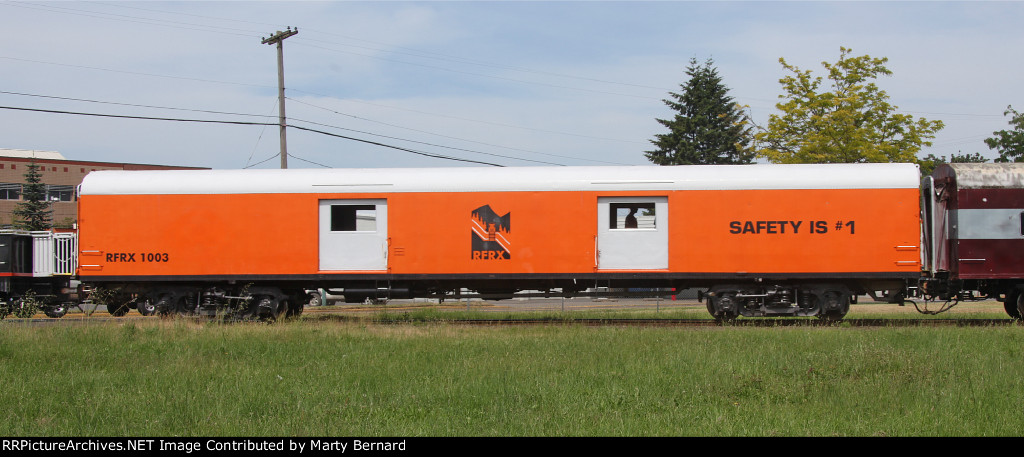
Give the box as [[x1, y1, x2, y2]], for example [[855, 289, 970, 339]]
[[261, 27, 298, 169]]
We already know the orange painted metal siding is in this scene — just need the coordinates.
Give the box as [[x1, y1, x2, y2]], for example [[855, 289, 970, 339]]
[[77, 187, 920, 278], [78, 193, 317, 276], [672, 188, 920, 274]]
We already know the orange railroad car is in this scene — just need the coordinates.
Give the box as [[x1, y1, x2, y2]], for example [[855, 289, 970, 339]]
[[77, 163, 921, 320]]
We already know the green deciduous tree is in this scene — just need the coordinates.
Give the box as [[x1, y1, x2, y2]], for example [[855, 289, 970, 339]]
[[756, 47, 944, 164], [918, 152, 988, 176], [646, 57, 754, 165], [986, 105, 1024, 163], [12, 162, 53, 231]]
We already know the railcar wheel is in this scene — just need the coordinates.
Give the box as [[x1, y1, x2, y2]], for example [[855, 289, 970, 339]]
[[715, 312, 738, 324], [254, 295, 283, 321], [816, 291, 849, 323], [136, 299, 157, 316], [273, 300, 289, 321], [285, 300, 304, 318], [1005, 291, 1022, 320], [153, 294, 175, 317], [44, 304, 68, 319], [707, 294, 738, 323], [175, 295, 196, 316], [1012, 291, 1024, 321], [107, 300, 130, 317], [817, 310, 846, 323], [233, 295, 260, 320]]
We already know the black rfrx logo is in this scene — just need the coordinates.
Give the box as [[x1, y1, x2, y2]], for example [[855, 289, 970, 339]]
[[471, 205, 511, 260]]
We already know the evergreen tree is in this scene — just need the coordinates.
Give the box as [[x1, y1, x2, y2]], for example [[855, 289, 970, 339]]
[[12, 162, 53, 231], [646, 58, 754, 165]]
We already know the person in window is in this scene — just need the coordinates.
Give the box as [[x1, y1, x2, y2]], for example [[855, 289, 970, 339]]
[[625, 207, 638, 229]]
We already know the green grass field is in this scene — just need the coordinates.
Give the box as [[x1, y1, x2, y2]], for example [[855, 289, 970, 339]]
[[2, 309, 1023, 437]]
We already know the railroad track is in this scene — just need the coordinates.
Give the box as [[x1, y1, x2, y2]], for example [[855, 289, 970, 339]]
[[456, 318, 1019, 327], [301, 315, 1019, 327], [5, 309, 1018, 328]]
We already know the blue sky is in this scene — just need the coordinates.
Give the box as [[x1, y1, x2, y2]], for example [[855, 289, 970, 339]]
[[2, 1, 1021, 169]]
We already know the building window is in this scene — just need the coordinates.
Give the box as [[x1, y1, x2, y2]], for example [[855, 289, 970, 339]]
[[46, 185, 75, 202], [0, 183, 20, 200]]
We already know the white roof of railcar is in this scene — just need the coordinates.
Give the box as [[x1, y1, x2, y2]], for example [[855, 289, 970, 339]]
[[938, 163, 1024, 189], [79, 163, 921, 195]]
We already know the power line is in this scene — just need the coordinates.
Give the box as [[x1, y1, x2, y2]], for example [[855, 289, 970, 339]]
[[288, 125, 503, 167], [0, 89, 563, 165], [245, 100, 280, 169], [0, 105, 504, 167], [10, 1, 1007, 131], [245, 152, 281, 169], [289, 116, 564, 166], [295, 41, 659, 101], [288, 86, 643, 143], [288, 97, 631, 165], [286, 152, 331, 168], [8, 1, 663, 100], [0, 90, 274, 119], [3, 56, 646, 145], [899, 110, 1005, 119], [0, 105, 277, 126], [6, 2, 670, 103], [86, 0, 280, 28], [4, 1, 261, 38], [0, 56, 270, 89], [84, 0, 670, 92]]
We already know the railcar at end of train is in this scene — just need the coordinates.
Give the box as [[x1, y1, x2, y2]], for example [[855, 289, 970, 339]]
[[69, 163, 924, 322], [919, 163, 1024, 319]]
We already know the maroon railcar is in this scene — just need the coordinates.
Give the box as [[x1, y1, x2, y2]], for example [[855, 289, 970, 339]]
[[921, 163, 1024, 317]]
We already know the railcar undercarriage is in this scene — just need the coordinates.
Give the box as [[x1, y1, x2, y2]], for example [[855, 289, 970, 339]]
[[703, 283, 854, 322], [0, 278, 76, 320], [921, 273, 1024, 319], [64, 276, 972, 323], [95, 283, 309, 321]]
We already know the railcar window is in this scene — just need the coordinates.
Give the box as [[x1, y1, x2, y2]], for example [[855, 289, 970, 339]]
[[331, 205, 377, 232], [609, 202, 656, 229]]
